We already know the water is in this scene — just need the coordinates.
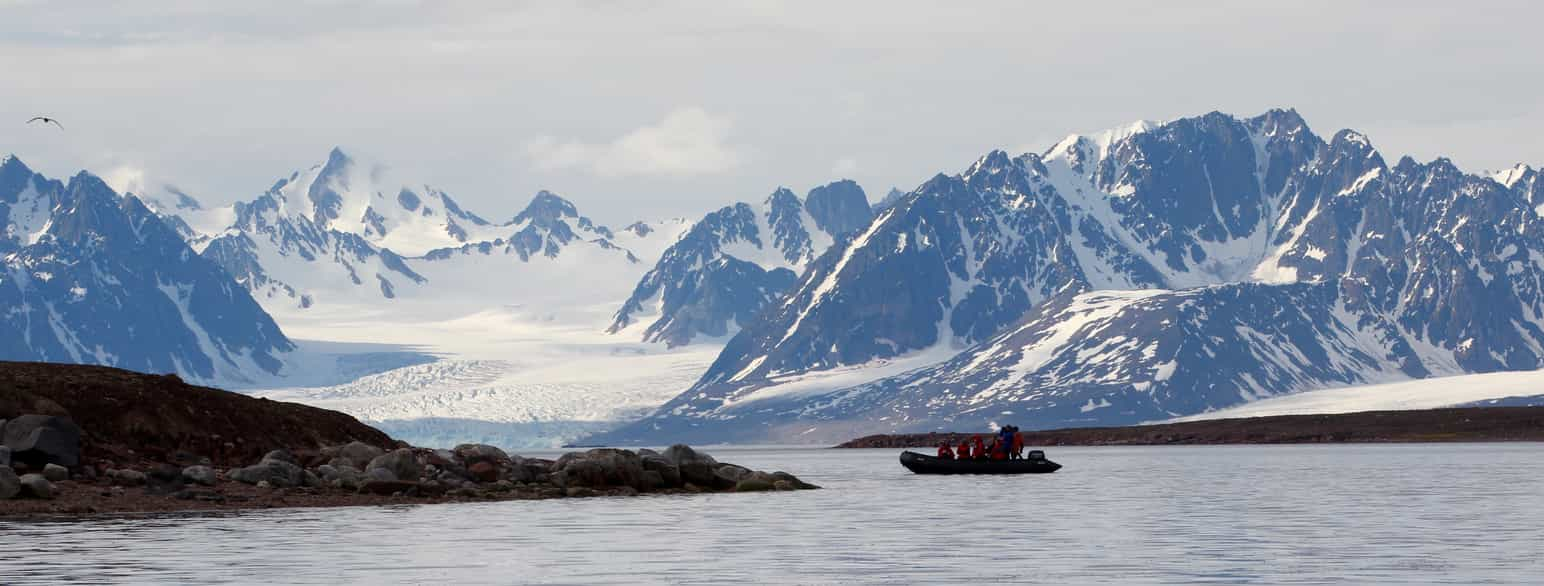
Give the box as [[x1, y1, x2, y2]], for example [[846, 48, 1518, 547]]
[[3, 444, 1542, 584]]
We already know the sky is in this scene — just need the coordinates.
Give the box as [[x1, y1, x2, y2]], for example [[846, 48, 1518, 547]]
[[2, 1, 1542, 227]]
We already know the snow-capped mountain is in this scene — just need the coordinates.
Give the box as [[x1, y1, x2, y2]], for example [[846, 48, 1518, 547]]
[[0, 155, 293, 383], [192, 148, 675, 313], [588, 108, 1544, 444], [608, 180, 872, 347]]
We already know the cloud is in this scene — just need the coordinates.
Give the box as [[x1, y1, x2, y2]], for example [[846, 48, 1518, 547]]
[[523, 107, 743, 178], [103, 165, 148, 195], [832, 157, 858, 177]]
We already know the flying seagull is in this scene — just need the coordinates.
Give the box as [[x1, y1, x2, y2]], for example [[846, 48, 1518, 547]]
[[27, 117, 63, 129]]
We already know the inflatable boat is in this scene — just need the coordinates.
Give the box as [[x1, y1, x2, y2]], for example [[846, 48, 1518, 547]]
[[899, 450, 1061, 474]]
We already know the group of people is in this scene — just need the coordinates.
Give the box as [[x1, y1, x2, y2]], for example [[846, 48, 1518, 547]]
[[936, 425, 1026, 461]]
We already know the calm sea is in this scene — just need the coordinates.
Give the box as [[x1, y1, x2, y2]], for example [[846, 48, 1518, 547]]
[[3, 444, 1541, 584]]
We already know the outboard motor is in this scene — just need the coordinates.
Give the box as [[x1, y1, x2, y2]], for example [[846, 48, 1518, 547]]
[[1027, 450, 1046, 461]]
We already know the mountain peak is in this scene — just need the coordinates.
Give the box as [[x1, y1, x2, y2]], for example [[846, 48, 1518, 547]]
[[515, 190, 579, 225], [805, 179, 872, 236], [2, 153, 30, 174], [764, 186, 801, 208], [1493, 163, 1535, 188], [327, 146, 351, 164]]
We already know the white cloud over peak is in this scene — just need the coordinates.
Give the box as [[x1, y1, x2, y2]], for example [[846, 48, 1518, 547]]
[[523, 107, 743, 178]]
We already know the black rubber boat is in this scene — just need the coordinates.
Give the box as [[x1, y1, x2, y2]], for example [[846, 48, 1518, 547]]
[[899, 450, 1062, 474]]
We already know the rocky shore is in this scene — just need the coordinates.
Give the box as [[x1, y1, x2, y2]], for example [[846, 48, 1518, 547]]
[[835, 406, 1544, 448], [0, 362, 817, 519]]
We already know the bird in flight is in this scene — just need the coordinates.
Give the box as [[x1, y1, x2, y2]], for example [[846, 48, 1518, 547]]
[[27, 117, 63, 129]]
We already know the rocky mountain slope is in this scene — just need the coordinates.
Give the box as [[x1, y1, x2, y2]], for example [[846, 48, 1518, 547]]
[[0, 156, 293, 383], [589, 108, 1544, 444], [608, 181, 872, 346]]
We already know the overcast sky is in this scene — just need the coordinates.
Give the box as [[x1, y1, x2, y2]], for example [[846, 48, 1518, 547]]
[[2, 1, 1541, 226]]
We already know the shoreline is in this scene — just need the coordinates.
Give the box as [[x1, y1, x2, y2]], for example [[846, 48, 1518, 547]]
[[834, 406, 1544, 448], [1, 362, 819, 521]]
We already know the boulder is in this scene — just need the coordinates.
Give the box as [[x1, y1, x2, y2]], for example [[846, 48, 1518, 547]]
[[324, 465, 365, 490], [262, 449, 297, 464], [329, 441, 385, 470], [367, 467, 398, 482], [42, 463, 68, 482], [508, 457, 547, 483], [182, 465, 217, 486], [228, 454, 306, 488], [640, 455, 682, 488], [0, 466, 19, 499], [0, 446, 10, 468], [366, 449, 421, 483], [109, 469, 147, 486], [712, 464, 752, 489], [733, 477, 775, 492], [584, 449, 645, 489], [553, 459, 606, 488], [662, 444, 717, 486], [453, 444, 510, 466], [640, 470, 665, 492], [146, 465, 187, 495], [771, 471, 819, 490], [468, 461, 499, 483], [734, 471, 778, 492], [2, 415, 82, 467], [303, 470, 323, 488], [18, 473, 54, 499]]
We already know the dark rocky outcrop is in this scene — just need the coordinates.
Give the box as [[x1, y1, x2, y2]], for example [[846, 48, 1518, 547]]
[[0, 361, 393, 468], [2, 415, 82, 468]]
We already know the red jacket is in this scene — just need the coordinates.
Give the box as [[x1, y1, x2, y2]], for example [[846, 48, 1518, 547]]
[[937, 445, 954, 459]]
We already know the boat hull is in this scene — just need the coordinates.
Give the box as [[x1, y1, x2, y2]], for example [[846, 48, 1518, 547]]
[[899, 451, 1062, 474]]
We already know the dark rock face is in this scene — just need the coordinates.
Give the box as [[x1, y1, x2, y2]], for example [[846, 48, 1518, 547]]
[[610, 182, 870, 346], [2, 415, 82, 468], [0, 160, 293, 381], [0, 466, 19, 499], [17, 473, 52, 499], [804, 179, 874, 236], [590, 108, 1544, 445], [366, 448, 421, 482], [0, 361, 394, 468]]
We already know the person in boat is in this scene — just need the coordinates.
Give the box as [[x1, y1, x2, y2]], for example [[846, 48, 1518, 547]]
[[936, 442, 955, 460], [1012, 428, 1025, 460], [971, 435, 987, 460], [957, 439, 972, 461]]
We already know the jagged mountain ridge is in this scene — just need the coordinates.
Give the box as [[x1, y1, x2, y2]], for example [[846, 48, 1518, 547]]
[[608, 180, 872, 347], [0, 155, 293, 383], [588, 108, 1544, 444], [190, 148, 679, 312]]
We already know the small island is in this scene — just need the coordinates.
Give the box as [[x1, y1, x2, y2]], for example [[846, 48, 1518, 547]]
[[836, 406, 1544, 448], [0, 362, 816, 518]]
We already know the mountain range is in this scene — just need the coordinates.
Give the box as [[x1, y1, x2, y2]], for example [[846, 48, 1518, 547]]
[[6, 107, 1542, 446], [589, 108, 1544, 444]]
